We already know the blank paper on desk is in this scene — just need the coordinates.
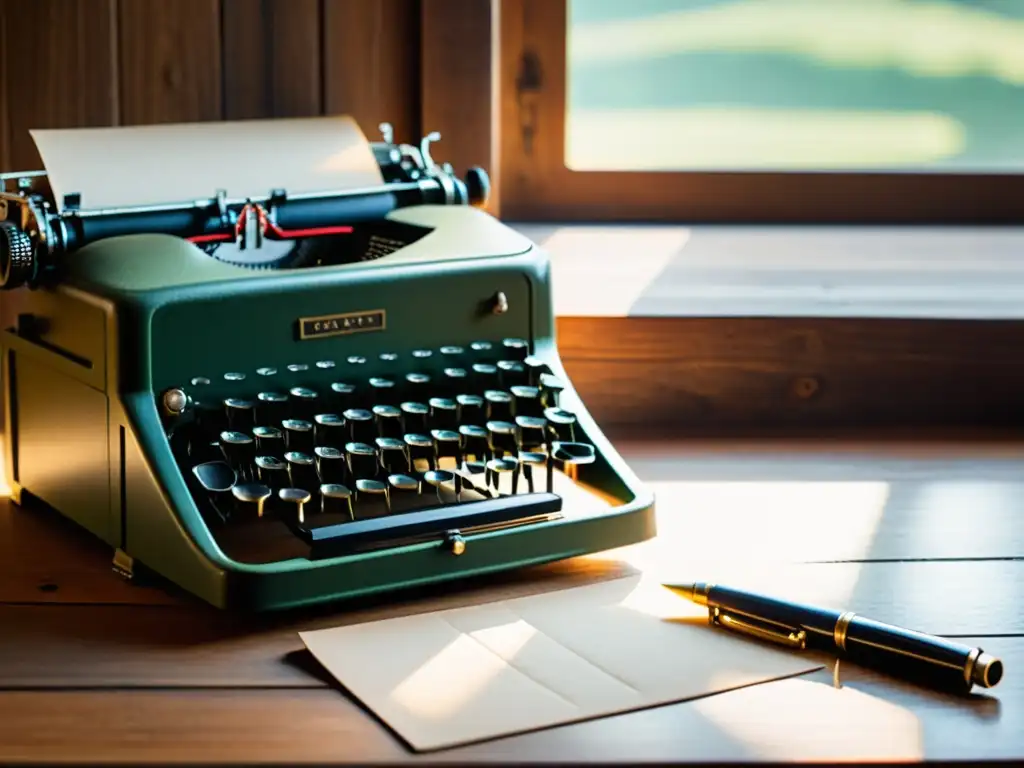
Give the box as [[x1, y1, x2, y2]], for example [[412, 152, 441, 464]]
[[299, 576, 821, 751]]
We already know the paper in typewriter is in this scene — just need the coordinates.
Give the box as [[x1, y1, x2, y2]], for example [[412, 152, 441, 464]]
[[30, 116, 384, 213], [299, 576, 821, 752]]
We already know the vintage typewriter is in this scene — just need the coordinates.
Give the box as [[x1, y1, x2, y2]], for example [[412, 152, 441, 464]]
[[0, 117, 655, 611]]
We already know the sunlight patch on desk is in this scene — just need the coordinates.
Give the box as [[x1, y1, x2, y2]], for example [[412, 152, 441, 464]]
[[691, 676, 924, 761], [566, 108, 964, 171], [538, 226, 689, 316], [0, 435, 10, 497]]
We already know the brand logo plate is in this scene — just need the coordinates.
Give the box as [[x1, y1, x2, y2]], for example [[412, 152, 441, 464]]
[[298, 309, 386, 340]]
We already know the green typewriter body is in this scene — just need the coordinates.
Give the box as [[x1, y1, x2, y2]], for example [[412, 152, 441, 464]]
[[0, 119, 656, 611]]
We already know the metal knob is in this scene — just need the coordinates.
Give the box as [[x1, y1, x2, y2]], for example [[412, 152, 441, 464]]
[[0, 221, 35, 290]]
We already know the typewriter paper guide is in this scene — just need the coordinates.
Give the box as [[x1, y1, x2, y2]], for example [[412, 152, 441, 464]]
[[299, 576, 820, 752], [30, 116, 384, 213]]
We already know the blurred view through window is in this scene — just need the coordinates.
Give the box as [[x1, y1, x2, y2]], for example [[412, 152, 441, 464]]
[[566, 0, 1024, 171]]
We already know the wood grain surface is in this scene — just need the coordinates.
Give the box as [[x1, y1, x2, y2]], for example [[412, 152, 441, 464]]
[[0, 437, 1021, 763]]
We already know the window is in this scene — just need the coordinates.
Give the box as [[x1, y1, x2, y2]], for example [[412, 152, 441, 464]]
[[498, 0, 1024, 222]]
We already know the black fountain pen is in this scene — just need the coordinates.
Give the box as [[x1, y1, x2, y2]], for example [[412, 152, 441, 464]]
[[664, 581, 1003, 694]]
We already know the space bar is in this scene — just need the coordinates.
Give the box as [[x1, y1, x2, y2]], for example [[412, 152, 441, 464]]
[[298, 492, 563, 559]]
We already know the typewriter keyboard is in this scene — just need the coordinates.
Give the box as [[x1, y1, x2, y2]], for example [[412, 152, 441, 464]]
[[160, 338, 611, 563]]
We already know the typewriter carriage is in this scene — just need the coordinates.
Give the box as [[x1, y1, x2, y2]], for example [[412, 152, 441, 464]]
[[0, 120, 655, 611]]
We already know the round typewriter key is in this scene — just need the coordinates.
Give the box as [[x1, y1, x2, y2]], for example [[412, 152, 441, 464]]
[[289, 387, 319, 420], [510, 385, 542, 418], [316, 360, 336, 370], [523, 355, 548, 386], [255, 455, 289, 491], [485, 457, 519, 494], [459, 424, 490, 466], [388, 474, 420, 506], [314, 446, 347, 484], [375, 436, 409, 474], [470, 340, 494, 357], [256, 391, 289, 426], [287, 363, 309, 373], [347, 355, 367, 366], [224, 371, 246, 382], [440, 345, 464, 359], [429, 397, 458, 430], [379, 352, 399, 368], [405, 372, 430, 387], [256, 367, 278, 377], [484, 390, 513, 422], [313, 413, 346, 447], [224, 397, 255, 431], [544, 407, 577, 442], [412, 349, 433, 363], [282, 419, 314, 453], [354, 478, 390, 512], [192, 461, 236, 494], [232, 482, 272, 519], [472, 362, 499, 392], [372, 404, 403, 439], [502, 337, 529, 361], [191, 376, 211, 387], [400, 401, 430, 434], [320, 483, 354, 519], [515, 415, 547, 452], [538, 373, 566, 408], [219, 430, 256, 472], [368, 377, 395, 396], [345, 441, 378, 481], [486, 420, 517, 458], [343, 408, 374, 443], [278, 487, 311, 525], [253, 425, 285, 457], [517, 451, 547, 494], [403, 433, 435, 470], [550, 441, 596, 485], [284, 451, 318, 492], [423, 469, 456, 502], [497, 360, 526, 388], [442, 367, 468, 397], [456, 394, 484, 424], [329, 381, 357, 412]]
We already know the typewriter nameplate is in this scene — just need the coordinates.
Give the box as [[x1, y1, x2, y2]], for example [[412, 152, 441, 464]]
[[299, 309, 386, 340]]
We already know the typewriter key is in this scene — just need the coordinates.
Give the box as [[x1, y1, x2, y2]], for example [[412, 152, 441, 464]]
[[289, 387, 319, 420], [472, 362, 499, 390], [400, 401, 429, 434], [430, 430, 463, 496], [423, 469, 456, 503], [456, 394, 484, 424], [316, 360, 336, 370], [255, 455, 289, 491], [320, 483, 354, 519], [376, 437, 409, 475], [314, 413, 346, 447], [538, 373, 566, 408], [470, 340, 494, 359], [484, 390, 513, 422], [544, 407, 577, 443], [502, 337, 529, 361], [515, 415, 547, 452], [287, 363, 309, 374], [485, 457, 518, 495], [387, 474, 420, 508], [224, 398, 255, 432], [285, 451, 318, 491], [459, 424, 490, 466], [278, 487, 311, 525], [256, 367, 278, 377], [442, 367, 468, 398], [403, 433, 435, 471], [314, 446, 347, 484], [329, 381, 356, 412], [405, 372, 431, 392], [429, 397, 458, 431], [510, 385, 542, 418], [440, 345, 465, 365], [256, 391, 289, 426], [219, 431, 256, 478], [224, 372, 246, 382], [345, 441, 378, 481], [253, 426, 285, 457], [354, 478, 390, 512], [192, 461, 236, 522], [516, 452, 547, 495], [411, 349, 433, 363], [523, 355, 548, 386], [550, 441, 596, 486], [232, 482, 272, 520], [486, 420, 517, 458], [497, 360, 526, 389], [282, 419, 314, 453], [372, 405, 402, 439], [343, 408, 374, 444]]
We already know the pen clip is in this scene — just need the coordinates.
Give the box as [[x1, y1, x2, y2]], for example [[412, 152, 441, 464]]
[[711, 606, 807, 650]]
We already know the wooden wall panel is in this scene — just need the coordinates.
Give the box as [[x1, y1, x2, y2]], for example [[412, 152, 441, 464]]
[[222, 0, 323, 119], [1, 0, 118, 171], [0, 2, 8, 173], [322, 0, 420, 143], [117, 0, 223, 125], [421, 0, 499, 213]]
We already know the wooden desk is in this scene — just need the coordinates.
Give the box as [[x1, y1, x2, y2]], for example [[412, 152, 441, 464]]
[[1, 436, 1021, 764]]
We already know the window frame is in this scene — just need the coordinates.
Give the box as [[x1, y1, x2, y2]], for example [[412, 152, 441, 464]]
[[495, 0, 1024, 223]]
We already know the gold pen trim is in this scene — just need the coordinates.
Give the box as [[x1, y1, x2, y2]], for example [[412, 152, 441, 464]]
[[712, 607, 807, 650], [833, 611, 856, 652]]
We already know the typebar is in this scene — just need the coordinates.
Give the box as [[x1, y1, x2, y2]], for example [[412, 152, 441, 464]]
[[299, 492, 562, 558]]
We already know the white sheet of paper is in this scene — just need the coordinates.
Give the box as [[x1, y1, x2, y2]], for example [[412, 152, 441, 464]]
[[30, 116, 384, 213], [300, 576, 821, 752]]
